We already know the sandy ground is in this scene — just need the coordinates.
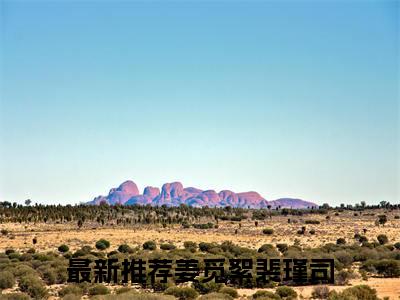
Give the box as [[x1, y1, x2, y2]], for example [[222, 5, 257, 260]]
[[0, 211, 398, 252]]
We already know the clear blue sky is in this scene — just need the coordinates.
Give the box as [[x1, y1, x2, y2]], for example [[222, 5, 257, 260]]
[[0, 0, 398, 206]]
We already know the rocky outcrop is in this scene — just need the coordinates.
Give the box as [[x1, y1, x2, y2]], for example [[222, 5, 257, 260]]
[[88, 180, 318, 209]]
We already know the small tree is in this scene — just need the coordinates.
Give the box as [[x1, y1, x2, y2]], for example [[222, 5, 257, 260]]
[[377, 215, 387, 226]]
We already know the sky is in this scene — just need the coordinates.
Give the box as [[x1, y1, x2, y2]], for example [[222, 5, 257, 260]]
[[0, 0, 399, 206]]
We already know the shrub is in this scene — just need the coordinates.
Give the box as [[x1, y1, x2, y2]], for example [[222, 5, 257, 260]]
[[340, 285, 379, 300], [62, 294, 81, 300], [220, 287, 238, 298], [160, 243, 176, 250], [252, 290, 280, 299], [377, 234, 389, 245], [0, 270, 15, 289], [193, 277, 223, 294], [164, 286, 199, 300], [1, 229, 9, 235], [5, 249, 15, 255], [275, 286, 297, 299], [394, 242, 400, 250], [377, 215, 387, 226], [309, 229, 316, 235], [88, 284, 110, 295], [0, 293, 30, 300], [116, 287, 134, 294], [262, 228, 274, 235], [258, 244, 274, 253], [336, 270, 355, 285], [311, 286, 330, 299], [59, 285, 83, 297], [366, 259, 400, 277], [334, 250, 353, 267], [40, 267, 57, 285], [276, 243, 288, 253], [193, 223, 214, 229], [95, 239, 110, 250], [58, 244, 69, 253], [118, 244, 132, 253], [198, 293, 234, 300], [305, 220, 320, 224], [199, 242, 220, 253], [336, 238, 346, 245], [19, 274, 48, 299], [184, 241, 197, 252], [143, 240, 157, 250]]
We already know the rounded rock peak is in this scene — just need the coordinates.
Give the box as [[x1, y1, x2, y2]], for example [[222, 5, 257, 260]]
[[161, 182, 184, 198], [116, 180, 140, 195], [143, 186, 160, 198]]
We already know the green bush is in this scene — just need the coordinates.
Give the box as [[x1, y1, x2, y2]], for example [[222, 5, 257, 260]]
[[58, 244, 69, 253], [336, 270, 355, 285], [19, 274, 48, 299], [336, 238, 346, 245], [394, 242, 400, 250], [41, 268, 57, 285], [252, 290, 280, 299], [198, 293, 233, 300], [58, 285, 83, 297], [0, 270, 15, 289], [363, 259, 400, 277], [160, 243, 176, 250], [95, 239, 110, 250], [220, 287, 239, 298], [118, 244, 133, 253], [258, 244, 274, 253], [334, 285, 379, 300], [0, 293, 30, 300], [143, 240, 157, 250], [275, 286, 297, 299], [305, 220, 320, 224], [164, 286, 199, 300], [61, 294, 81, 300], [377, 234, 389, 245], [276, 243, 288, 253], [199, 242, 220, 253], [183, 241, 197, 252], [262, 228, 274, 235], [193, 277, 223, 294], [88, 284, 110, 295], [193, 223, 214, 229], [116, 287, 134, 294], [311, 286, 330, 299]]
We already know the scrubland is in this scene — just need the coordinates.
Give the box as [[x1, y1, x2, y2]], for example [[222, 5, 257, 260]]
[[0, 204, 399, 299]]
